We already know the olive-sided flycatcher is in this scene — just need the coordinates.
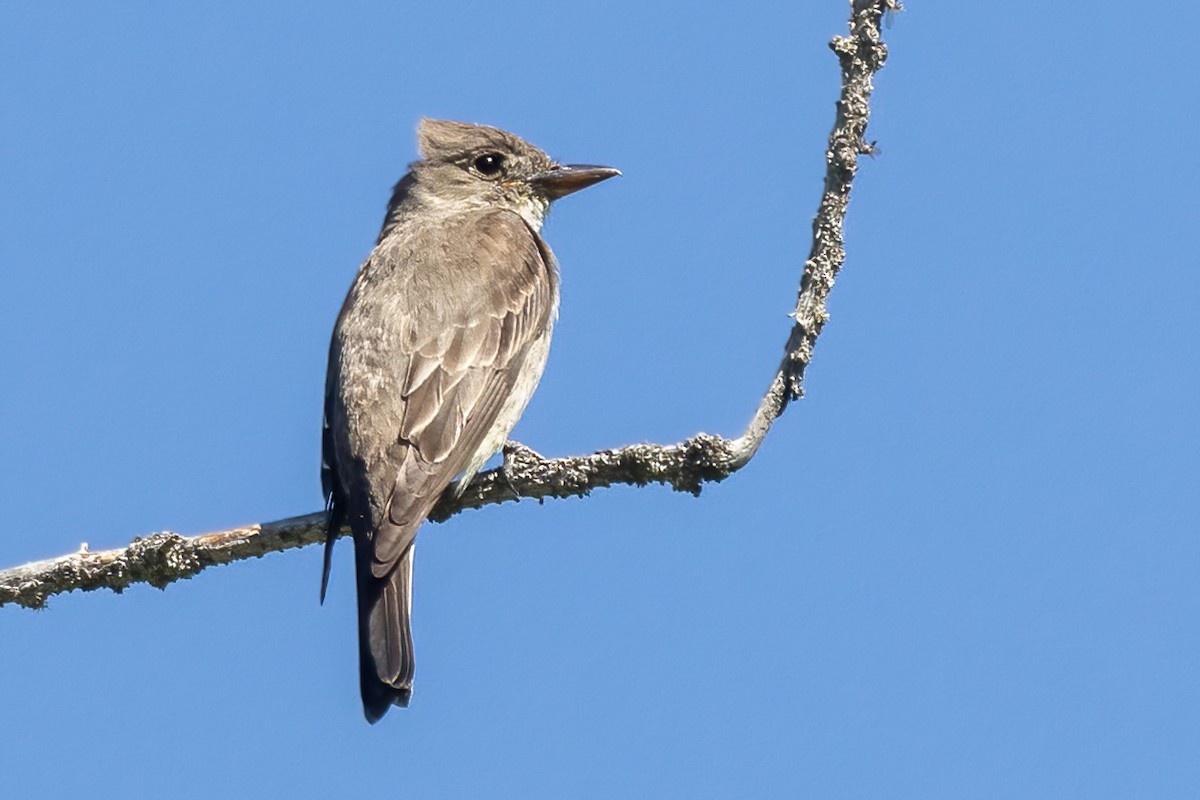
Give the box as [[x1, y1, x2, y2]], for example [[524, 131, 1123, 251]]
[[321, 119, 618, 722]]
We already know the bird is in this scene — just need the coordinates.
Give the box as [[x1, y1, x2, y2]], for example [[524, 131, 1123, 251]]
[[321, 119, 618, 722]]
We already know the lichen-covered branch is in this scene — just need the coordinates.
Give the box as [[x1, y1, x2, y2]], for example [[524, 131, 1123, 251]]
[[0, 0, 900, 611]]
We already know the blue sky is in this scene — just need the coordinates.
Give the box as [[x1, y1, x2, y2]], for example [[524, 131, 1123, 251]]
[[2, 2, 1198, 797]]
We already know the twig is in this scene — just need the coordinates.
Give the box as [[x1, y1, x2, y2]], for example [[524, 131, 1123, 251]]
[[0, 0, 899, 610]]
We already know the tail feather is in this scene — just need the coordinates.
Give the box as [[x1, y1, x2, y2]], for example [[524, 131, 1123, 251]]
[[320, 498, 343, 605], [359, 544, 415, 723]]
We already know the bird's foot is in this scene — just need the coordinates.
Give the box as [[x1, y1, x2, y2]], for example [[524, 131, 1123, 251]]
[[500, 441, 545, 499]]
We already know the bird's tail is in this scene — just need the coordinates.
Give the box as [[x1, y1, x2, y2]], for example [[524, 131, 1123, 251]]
[[357, 543, 415, 723]]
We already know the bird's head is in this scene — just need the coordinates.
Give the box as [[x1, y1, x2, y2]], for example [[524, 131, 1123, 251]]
[[408, 119, 619, 230]]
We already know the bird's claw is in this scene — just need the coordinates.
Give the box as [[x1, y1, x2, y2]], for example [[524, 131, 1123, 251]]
[[500, 441, 545, 500]]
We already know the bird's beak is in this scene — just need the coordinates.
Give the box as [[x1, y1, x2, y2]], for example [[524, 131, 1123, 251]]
[[529, 164, 621, 200]]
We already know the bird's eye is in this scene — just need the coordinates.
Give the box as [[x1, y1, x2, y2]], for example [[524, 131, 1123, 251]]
[[472, 153, 506, 177]]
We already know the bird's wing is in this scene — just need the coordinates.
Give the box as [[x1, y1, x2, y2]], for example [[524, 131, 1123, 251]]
[[366, 209, 556, 576]]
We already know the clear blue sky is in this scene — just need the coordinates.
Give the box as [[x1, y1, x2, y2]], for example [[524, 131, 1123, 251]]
[[2, 2, 1198, 797]]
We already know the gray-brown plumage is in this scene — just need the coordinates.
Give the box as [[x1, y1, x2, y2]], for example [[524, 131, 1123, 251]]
[[321, 119, 618, 722]]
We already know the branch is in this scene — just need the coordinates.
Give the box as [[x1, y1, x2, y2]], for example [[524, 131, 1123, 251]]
[[0, 0, 899, 611]]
